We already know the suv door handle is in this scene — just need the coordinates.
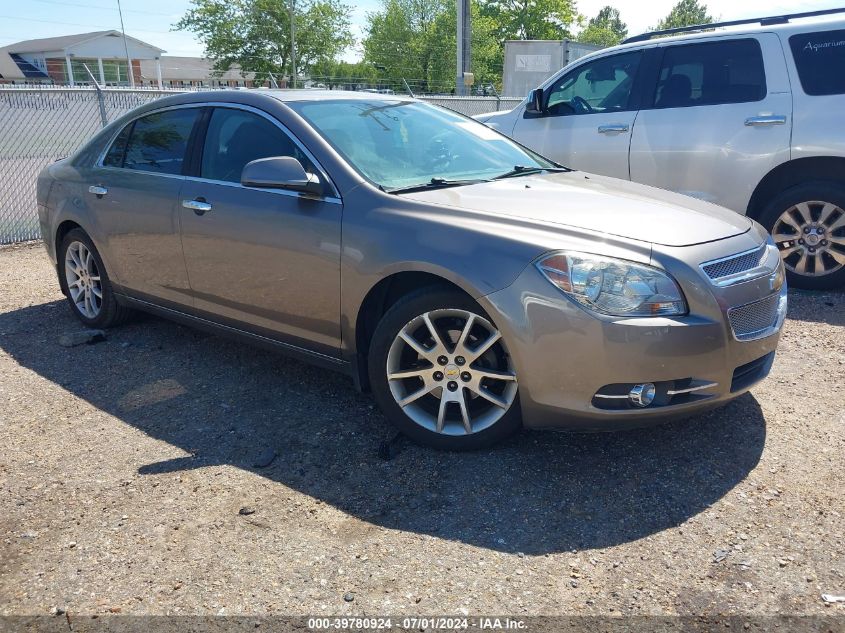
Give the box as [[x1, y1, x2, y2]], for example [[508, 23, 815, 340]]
[[182, 198, 212, 215], [88, 185, 108, 197], [598, 124, 630, 134], [744, 115, 787, 127]]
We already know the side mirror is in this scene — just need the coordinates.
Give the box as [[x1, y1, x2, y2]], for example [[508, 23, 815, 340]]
[[241, 156, 323, 196], [525, 88, 544, 114]]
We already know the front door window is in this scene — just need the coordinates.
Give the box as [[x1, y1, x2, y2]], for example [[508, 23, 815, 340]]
[[545, 51, 642, 116]]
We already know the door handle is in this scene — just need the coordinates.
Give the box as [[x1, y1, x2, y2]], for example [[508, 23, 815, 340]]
[[744, 115, 787, 127], [598, 124, 629, 134], [88, 185, 108, 197], [182, 198, 212, 215]]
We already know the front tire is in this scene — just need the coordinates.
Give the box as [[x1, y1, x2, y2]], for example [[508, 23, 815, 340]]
[[368, 287, 521, 450], [58, 228, 133, 328], [759, 182, 845, 290]]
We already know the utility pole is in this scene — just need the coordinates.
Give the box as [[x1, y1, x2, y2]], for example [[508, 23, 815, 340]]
[[116, 0, 135, 87], [456, 0, 471, 95], [290, 0, 297, 88]]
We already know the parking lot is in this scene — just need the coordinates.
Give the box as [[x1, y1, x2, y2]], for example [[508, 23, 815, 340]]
[[0, 242, 843, 619]]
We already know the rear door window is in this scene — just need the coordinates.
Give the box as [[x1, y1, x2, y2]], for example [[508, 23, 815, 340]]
[[789, 29, 845, 96], [652, 39, 766, 108], [120, 109, 199, 175]]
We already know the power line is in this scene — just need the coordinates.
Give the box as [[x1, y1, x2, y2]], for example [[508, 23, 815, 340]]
[[0, 13, 187, 36], [27, 0, 176, 17]]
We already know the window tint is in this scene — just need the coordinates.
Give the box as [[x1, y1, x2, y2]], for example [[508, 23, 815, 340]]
[[546, 51, 641, 116], [200, 108, 314, 183], [789, 30, 845, 96], [103, 123, 131, 167], [653, 39, 766, 109], [122, 109, 198, 174]]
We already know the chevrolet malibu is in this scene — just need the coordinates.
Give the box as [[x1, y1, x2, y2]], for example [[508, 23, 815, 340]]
[[37, 91, 786, 450]]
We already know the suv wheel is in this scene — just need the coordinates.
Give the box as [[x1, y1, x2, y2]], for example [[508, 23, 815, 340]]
[[760, 182, 845, 290], [368, 287, 521, 450], [58, 228, 133, 328]]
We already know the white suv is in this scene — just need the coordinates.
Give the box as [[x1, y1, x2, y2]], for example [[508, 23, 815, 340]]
[[478, 11, 845, 289]]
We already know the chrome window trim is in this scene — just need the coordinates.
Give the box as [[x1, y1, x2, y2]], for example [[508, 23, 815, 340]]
[[97, 165, 187, 181], [699, 242, 778, 287], [94, 101, 341, 202], [182, 174, 342, 205]]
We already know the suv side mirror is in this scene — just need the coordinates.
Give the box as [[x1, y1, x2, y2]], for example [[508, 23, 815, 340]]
[[241, 156, 323, 196], [525, 88, 544, 114]]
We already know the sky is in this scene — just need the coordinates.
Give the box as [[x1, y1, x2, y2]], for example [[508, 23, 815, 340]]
[[0, 0, 842, 64]]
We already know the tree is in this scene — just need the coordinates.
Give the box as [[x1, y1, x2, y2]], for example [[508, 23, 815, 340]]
[[655, 0, 713, 30], [308, 60, 380, 89], [426, 2, 503, 92], [362, 0, 450, 93], [481, 0, 578, 41], [578, 6, 627, 47], [174, 0, 353, 82], [362, 0, 500, 94]]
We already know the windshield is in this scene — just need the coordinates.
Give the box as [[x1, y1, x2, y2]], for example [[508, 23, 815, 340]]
[[287, 99, 556, 190]]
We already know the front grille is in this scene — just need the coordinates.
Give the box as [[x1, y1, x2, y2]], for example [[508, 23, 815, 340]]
[[702, 244, 768, 282], [728, 293, 781, 341]]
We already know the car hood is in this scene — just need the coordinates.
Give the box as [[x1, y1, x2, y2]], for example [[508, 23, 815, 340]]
[[400, 171, 752, 247], [472, 108, 514, 125]]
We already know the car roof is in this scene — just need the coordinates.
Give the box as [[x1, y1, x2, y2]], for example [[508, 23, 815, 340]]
[[130, 88, 418, 115], [576, 15, 845, 59], [264, 89, 414, 103]]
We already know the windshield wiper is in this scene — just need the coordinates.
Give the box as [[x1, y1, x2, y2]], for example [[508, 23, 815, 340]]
[[387, 177, 489, 195], [493, 165, 568, 180]]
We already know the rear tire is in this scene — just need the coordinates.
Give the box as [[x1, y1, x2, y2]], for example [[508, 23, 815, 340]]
[[758, 181, 845, 290], [368, 287, 522, 450], [58, 228, 133, 328]]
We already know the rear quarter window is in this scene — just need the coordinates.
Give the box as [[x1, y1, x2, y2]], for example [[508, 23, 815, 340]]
[[789, 29, 845, 96]]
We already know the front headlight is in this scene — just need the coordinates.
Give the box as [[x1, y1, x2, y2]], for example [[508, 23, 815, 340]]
[[536, 252, 687, 317]]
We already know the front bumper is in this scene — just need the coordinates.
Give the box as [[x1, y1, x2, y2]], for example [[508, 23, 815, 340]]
[[479, 241, 786, 431]]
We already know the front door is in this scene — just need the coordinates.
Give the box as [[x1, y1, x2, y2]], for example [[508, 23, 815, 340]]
[[179, 106, 343, 355], [628, 34, 792, 212], [512, 50, 643, 179]]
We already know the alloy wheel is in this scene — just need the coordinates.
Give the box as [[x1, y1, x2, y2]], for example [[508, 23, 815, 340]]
[[64, 240, 102, 319], [772, 200, 845, 277], [385, 308, 517, 436]]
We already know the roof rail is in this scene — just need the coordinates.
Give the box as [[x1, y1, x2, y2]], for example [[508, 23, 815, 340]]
[[622, 7, 845, 44]]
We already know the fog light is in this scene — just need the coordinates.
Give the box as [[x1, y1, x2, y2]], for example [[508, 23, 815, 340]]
[[629, 383, 656, 407]]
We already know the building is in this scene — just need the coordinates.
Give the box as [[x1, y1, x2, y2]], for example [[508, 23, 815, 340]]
[[0, 31, 281, 89], [502, 40, 601, 97], [138, 56, 278, 89], [0, 30, 164, 86]]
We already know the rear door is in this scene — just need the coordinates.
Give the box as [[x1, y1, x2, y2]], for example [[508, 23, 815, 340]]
[[511, 50, 644, 179], [628, 34, 792, 212], [178, 105, 343, 355], [88, 106, 201, 305]]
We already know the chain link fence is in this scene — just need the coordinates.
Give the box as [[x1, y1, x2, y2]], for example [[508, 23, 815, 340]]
[[417, 95, 522, 117], [0, 87, 521, 244], [0, 87, 179, 243]]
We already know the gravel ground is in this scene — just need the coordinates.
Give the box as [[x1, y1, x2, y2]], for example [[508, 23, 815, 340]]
[[0, 242, 843, 620]]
